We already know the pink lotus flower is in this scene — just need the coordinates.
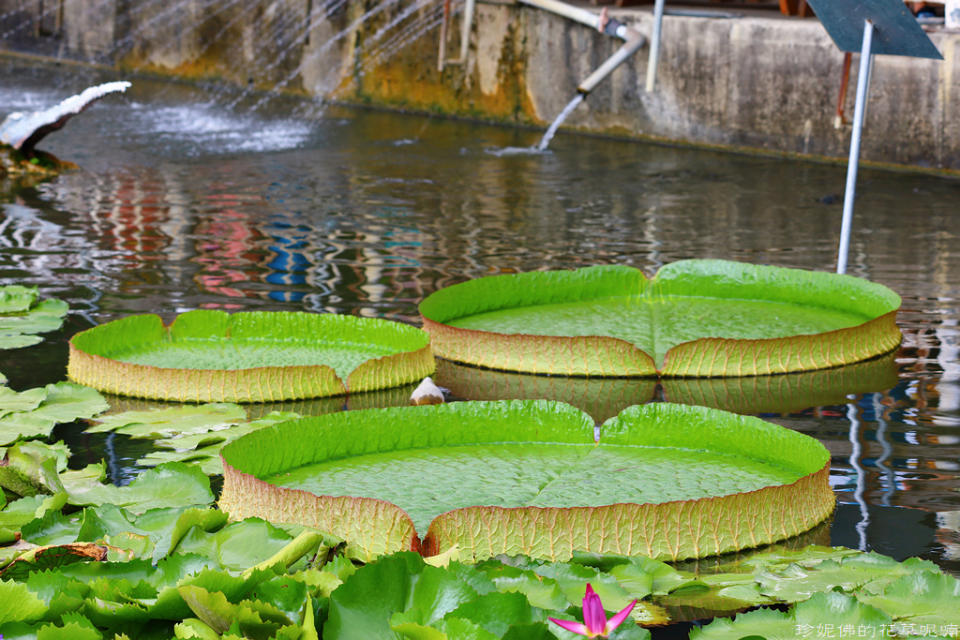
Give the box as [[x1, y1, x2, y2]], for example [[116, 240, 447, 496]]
[[548, 583, 637, 638]]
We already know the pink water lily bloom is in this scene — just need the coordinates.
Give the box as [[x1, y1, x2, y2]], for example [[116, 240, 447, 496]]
[[549, 583, 637, 638]]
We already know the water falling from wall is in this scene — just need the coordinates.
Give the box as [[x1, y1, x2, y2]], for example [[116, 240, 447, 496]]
[[537, 93, 584, 151]]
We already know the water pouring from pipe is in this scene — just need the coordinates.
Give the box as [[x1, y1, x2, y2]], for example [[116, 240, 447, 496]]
[[536, 94, 584, 151], [536, 32, 646, 151]]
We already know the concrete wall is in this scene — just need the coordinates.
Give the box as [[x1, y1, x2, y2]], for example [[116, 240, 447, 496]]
[[2, 0, 958, 171]]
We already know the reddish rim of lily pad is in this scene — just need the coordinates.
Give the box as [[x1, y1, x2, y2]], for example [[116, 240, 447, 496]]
[[419, 260, 902, 377]]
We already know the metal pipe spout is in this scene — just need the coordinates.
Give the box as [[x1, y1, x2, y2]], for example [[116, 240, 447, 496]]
[[577, 34, 647, 96]]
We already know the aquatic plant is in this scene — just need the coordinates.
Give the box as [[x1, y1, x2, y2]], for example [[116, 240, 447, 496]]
[[0, 285, 68, 349], [67, 310, 434, 402], [0, 439, 955, 637], [218, 400, 834, 562], [0, 381, 108, 446], [420, 260, 901, 376]]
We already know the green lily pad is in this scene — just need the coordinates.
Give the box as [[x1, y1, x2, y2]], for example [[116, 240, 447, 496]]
[[858, 571, 960, 626], [0, 285, 69, 350], [62, 462, 214, 514], [420, 260, 901, 376], [219, 401, 833, 562], [691, 592, 891, 640], [0, 382, 109, 446], [86, 403, 248, 438], [136, 411, 300, 476], [67, 310, 434, 402]]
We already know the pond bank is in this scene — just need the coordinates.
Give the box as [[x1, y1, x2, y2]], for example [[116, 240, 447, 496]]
[[0, 1, 958, 169]]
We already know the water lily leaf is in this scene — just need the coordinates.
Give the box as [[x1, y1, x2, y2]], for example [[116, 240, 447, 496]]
[[222, 401, 833, 563], [68, 310, 434, 402], [178, 585, 286, 639], [607, 557, 694, 598], [0, 333, 44, 349], [757, 553, 938, 601], [1, 440, 71, 498], [0, 580, 47, 624], [87, 403, 248, 437], [445, 591, 547, 637], [0, 298, 68, 333], [35, 618, 103, 640], [325, 552, 434, 639], [19, 509, 82, 545], [250, 575, 308, 624], [719, 544, 866, 572], [0, 542, 107, 580], [175, 618, 221, 640], [175, 518, 294, 572], [62, 462, 213, 513], [421, 260, 901, 376], [0, 382, 108, 445], [0, 287, 67, 350], [0, 492, 68, 529], [24, 569, 90, 616], [0, 412, 57, 445], [476, 564, 567, 611], [859, 571, 960, 625], [0, 285, 38, 314], [0, 386, 47, 418], [0, 463, 41, 496], [136, 411, 299, 476], [691, 591, 891, 640], [293, 555, 357, 598], [6, 440, 71, 473]]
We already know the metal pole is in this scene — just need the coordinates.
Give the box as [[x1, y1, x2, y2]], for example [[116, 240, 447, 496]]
[[837, 19, 873, 275], [459, 0, 476, 65], [645, 0, 665, 92]]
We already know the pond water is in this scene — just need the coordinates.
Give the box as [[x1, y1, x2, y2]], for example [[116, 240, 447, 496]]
[[2, 56, 960, 574]]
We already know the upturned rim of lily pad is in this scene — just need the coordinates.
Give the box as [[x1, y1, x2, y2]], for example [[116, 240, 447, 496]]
[[419, 260, 902, 377], [218, 400, 835, 563], [67, 309, 434, 403]]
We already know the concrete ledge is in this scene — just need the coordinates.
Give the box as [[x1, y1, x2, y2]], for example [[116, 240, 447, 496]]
[[2, 0, 958, 171]]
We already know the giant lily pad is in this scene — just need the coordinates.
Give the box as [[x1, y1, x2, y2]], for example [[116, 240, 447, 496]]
[[67, 310, 434, 402], [218, 401, 834, 563], [419, 260, 901, 377]]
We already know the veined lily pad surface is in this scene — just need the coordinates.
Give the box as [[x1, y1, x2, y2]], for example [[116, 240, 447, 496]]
[[219, 400, 834, 563], [419, 260, 902, 376], [67, 310, 434, 402]]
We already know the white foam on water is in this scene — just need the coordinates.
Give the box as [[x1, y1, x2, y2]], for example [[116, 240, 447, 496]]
[[126, 103, 314, 155]]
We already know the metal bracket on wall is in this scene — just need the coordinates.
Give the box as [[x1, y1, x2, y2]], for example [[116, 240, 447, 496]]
[[438, 0, 476, 71]]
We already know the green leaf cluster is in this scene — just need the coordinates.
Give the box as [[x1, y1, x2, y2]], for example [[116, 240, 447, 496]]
[[0, 285, 68, 350], [85, 403, 300, 476], [688, 547, 960, 639], [0, 382, 109, 445], [326, 551, 656, 640], [1, 439, 342, 639]]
